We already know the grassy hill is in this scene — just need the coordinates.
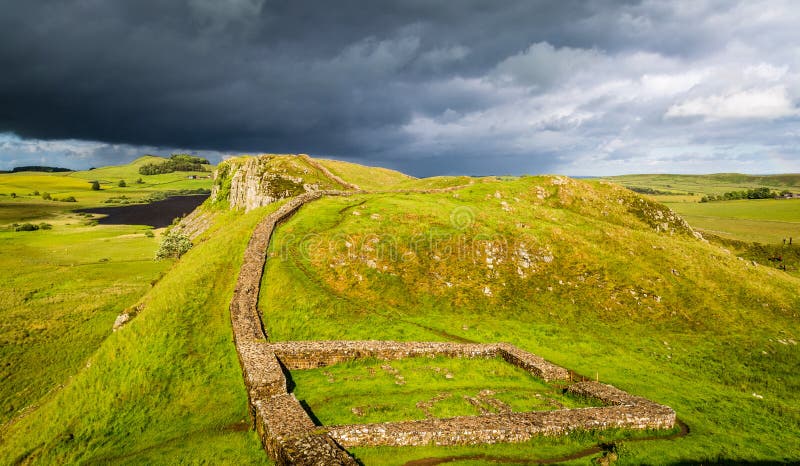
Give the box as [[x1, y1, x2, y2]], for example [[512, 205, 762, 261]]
[[1, 157, 799, 464], [260, 175, 800, 463]]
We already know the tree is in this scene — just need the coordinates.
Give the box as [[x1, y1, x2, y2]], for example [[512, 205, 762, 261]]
[[155, 231, 193, 259], [118, 179, 127, 187], [91, 180, 100, 191]]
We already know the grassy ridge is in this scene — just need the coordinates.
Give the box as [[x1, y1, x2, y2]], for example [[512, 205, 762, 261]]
[[261, 176, 800, 464], [0, 206, 270, 464], [314, 158, 414, 190], [594, 173, 800, 245]]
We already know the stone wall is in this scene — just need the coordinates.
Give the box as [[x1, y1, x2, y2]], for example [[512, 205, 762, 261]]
[[269, 340, 569, 382], [226, 159, 676, 464], [327, 402, 675, 447], [229, 189, 358, 465]]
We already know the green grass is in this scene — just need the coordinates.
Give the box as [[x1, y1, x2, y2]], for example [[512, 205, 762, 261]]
[[663, 199, 800, 244], [260, 175, 800, 464], [0, 203, 270, 464], [315, 158, 414, 190], [291, 356, 593, 426], [0, 156, 212, 211], [4, 158, 800, 464], [0, 223, 168, 424], [597, 173, 800, 198], [594, 174, 800, 245]]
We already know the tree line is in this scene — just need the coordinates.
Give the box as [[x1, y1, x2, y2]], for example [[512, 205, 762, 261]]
[[138, 154, 210, 175], [700, 187, 792, 202]]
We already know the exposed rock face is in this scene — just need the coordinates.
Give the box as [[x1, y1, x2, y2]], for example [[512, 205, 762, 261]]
[[212, 154, 351, 211], [227, 158, 290, 211]]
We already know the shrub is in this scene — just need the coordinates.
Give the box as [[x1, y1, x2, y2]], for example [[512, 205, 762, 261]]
[[135, 177, 144, 184], [118, 179, 127, 187], [32, 190, 40, 196], [155, 231, 193, 259], [144, 230, 155, 238], [91, 180, 101, 190], [15, 223, 39, 231], [39, 223, 52, 230], [41, 192, 52, 200], [10, 192, 16, 198], [60, 196, 77, 202]]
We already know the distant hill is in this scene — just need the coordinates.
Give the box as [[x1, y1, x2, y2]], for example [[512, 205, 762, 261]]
[[1, 165, 73, 173]]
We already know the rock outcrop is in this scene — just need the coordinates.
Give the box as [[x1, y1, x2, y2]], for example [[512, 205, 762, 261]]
[[212, 154, 357, 211]]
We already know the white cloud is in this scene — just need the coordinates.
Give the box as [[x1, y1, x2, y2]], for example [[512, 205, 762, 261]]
[[666, 86, 796, 120]]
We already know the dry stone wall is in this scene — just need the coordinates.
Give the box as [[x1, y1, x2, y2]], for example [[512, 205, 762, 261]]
[[227, 164, 676, 464], [328, 402, 676, 447], [269, 340, 569, 382], [229, 190, 358, 465]]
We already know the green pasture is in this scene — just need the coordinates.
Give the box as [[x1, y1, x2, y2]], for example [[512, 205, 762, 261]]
[[2, 157, 799, 465], [0, 206, 270, 464], [597, 173, 800, 198], [291, 356, 593, 426], [0, 156, 212, 209], [0, 223, 167, 424], [665, 199, 800, 244]]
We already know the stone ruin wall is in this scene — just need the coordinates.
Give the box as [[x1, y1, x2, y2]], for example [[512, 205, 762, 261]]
[[269, 340, 570, 382], [226, 178, 676, 465]]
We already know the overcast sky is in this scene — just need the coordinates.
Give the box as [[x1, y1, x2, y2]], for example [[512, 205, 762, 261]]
[[1, 0, 799, 176]]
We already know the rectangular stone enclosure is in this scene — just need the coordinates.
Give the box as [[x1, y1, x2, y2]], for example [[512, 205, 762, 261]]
[[246, 340, 675, 463]]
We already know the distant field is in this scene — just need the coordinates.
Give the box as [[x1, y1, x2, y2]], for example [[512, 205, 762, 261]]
[[666, 199, 800, 244], [0, 156, 213, 214], [594, 174, 800, 244], [597, 173, 800, 199], [0, 156, 213, 425]]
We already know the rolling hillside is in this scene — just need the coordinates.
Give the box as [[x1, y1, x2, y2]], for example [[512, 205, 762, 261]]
[[1, 156, 798, 464]]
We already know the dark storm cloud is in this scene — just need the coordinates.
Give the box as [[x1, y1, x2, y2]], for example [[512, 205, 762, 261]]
[[0, 0, 798, 175]]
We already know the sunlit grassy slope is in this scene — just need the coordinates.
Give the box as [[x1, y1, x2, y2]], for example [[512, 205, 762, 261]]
[[2, 157, 799, 465], [261, 175, 800, 464], [0, 223, 167, 424], [0, 205, 271, 464], [0, 156, 215, 427], [314, 158, 413, 190], [0, 155, 212, 209]]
